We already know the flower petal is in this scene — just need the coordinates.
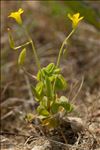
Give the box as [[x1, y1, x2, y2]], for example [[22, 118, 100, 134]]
[[18, 8, 24, 14], [74, 13, 80, 19], [79, 16, 84, 21], [68, 12, 84, 29], [8, 8, 24, 25], [68, 13, 73, 21]]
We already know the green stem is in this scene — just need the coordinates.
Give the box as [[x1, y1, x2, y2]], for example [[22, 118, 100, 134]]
[[56, 29, 75, 67], [53, 75, 57, 97], [13, 41, 31, 50], [30, 40, 41, 70], [22, 25, 41, 70], [47, 99, 51, 112]]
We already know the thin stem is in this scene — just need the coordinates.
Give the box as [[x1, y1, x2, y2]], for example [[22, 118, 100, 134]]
[[71, 76, 84, 103], [22, 67, 37, 80], [30, 40, 41, 70], [53, 75, 57, 98], [13, 41, 31, 50], [56, 29, 75, 67], [24, 73, 34, 101], [22, 25, 41, 70], [47, 99, 51, 112]]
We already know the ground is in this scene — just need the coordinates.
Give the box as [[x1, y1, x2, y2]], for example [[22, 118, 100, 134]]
[[1, 1, 100, 150]]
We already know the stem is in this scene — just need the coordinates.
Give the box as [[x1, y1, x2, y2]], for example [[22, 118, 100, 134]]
[[13, 41, 31, 50], [53, 75, 57, 97], [30, 40, 41, 70], [56, 29, 75, 67], [22, 25, 41, 70], [47, 100, 51, 112]]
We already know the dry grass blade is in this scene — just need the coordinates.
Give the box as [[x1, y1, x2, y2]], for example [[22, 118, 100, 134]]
[[71, 76, 84, 103]]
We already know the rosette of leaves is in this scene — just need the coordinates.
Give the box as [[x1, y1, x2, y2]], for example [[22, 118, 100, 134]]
[[31, 63, 73, 128]]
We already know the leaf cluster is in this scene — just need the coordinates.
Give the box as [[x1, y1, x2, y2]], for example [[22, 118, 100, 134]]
[[31, 63, 73, 128]]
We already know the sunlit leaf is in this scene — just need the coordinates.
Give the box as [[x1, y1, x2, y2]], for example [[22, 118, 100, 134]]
[[53, 68, 61, 74], [59, 96, 68, 102], [36, 81, 44, 96], [37, 68, 45, 81], [45, 63, 55, 74], [37, 105, 49, 116], [31, 85, 40, 100], [40, 96, 48, 108], [37, 64, 60, 82]]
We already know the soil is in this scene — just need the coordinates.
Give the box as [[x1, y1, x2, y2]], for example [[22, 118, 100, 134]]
[[1, 1, 100, 150]]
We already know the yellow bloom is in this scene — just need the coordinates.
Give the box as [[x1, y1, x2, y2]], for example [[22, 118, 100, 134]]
[[68, 13, 84, 29], [8, 8, 24, 25]]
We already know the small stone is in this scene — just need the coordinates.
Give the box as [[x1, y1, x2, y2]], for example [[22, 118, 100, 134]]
[[32, 145, 45, 150], [67, 117, 85, 133]]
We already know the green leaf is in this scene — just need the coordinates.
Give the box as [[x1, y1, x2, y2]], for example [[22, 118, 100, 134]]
[[49, 75, 55, 82], [37, 64, 60, 81], [37, 68, 45, 81], [45, 76, 53, 100], [51, 102, 59, 114], [36, 81, 44, 96], [60, 96, 68, 102], [59, 96, 73, 113], [37, 105, 49, 116], [55, 75, 67, 91], [18, 48, 26, 65], [31, 85, 40, 100], [53, 68, 61, 74], [40, 96, 48, 108], [37, 70, 41, 80], [45, 63, 55, 75]]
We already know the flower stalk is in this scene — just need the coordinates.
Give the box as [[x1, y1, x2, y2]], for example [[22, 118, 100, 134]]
[[23, 26, 41, 70], [56, 29, 75, 67]]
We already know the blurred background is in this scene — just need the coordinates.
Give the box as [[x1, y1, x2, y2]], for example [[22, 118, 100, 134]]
[[1, 0, 100, 147]]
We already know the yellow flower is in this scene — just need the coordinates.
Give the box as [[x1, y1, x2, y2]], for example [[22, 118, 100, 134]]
[[68, 13, 84, 29], [8, 8, 24, 25]]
